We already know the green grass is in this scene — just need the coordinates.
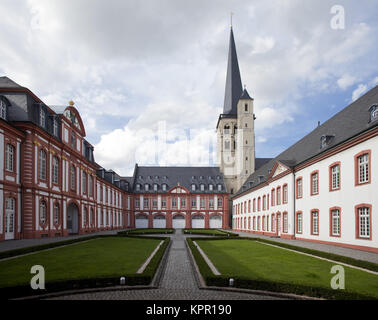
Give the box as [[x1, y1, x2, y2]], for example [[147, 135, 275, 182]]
[[183, 229, 238, 236], [195, 239, 378, 299], [118, 228, 174, 235], [0, 237, 161, 288]]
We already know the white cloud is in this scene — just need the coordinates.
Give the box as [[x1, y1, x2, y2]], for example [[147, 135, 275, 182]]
[[337, 74, 356, 90], [352, 84, 368, 101], [251, 37, 275, 54]]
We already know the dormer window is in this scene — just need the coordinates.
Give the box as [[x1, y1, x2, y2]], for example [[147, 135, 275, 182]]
[[191, 184, 196, 191], [136, 184, 141, 191], [162, 184, 167, 191], [153, 184, 158, 191], [0, 97, 7, 120], [145, 184, 149, 191], [138, 175, 143, 179], [200, 184, 205, 191], [217, 184, 222, 191], [39, 107, 46, 127], [53, 118, 59, 136], [369, 105, 378, 122], [209, 184, 213, 191], [320, 135, 334, 149]]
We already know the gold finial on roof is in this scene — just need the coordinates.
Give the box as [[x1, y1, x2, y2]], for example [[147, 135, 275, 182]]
[[69, 100, 75, 106], [230, 12, 234, 28]]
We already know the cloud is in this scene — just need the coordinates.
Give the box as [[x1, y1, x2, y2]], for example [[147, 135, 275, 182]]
[[352, 84, 368, 101], [337, 74, 356, 90], [1, 0, 377, 173]]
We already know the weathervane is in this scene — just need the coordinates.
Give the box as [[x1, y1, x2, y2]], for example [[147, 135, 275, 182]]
[[230, 12, 234, 28]]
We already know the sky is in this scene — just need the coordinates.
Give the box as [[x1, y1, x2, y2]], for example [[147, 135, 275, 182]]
[[1, 0, 378, 176]]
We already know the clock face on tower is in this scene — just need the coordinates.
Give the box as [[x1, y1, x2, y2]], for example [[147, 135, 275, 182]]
[[64, 109, 80, 129]]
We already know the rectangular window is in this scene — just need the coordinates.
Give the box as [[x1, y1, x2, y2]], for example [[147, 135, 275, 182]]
[[191, 198, 196, 208], [161, 198, 167, 208], [5, 144, 14, 172], [296, 178, 302, 198], [135, 199, 140, 208], [358, 154, 369, 184], [311, 211, 319, 235], [218, 197, 223, 207], [277, 187, 281, 205], [271, 189, 275, 206], [200, 197, 205, 208], [181, 198, 186, 208], [52, 157, 59, 184], [330, 164, 340, 190], [283, 213, 288, 233], [358, 207, 370, 238], [144, 198, 149, 208], [209, 198, 214, 208], [311, 172, 319, 195], [172, 197, 177, 208], [331, 209, 340, 236], [152, 198, 158, 208], [297, 212, 302, 234], [283, 184, 288, 204]]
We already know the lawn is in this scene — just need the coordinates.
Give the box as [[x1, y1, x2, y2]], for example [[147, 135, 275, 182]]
[[0, 237, 161, 288], [195, 239, 378, 299]]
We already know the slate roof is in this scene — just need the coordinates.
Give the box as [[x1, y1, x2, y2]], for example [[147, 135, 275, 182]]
[[132, 165, 227, 194], [240, 88, 253, 100], [234, 85, 378, 197], [223, 27, 243, 116]]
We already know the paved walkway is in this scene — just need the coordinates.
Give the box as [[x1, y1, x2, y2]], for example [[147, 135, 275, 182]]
[[49, 230, 284, 300], [0, 229, 129, 253], [232, 231, 378, 264]]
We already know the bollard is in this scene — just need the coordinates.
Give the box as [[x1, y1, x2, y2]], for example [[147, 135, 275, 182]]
[[229, 278, 234, 287], [120, 277, 126, 285]]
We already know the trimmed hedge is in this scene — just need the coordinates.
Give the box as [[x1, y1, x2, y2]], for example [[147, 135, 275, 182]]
[[0, 236, 170, 299], [118, 229, 175, 235], [183, 229, 239, 237], [186, 237, 377, 300]]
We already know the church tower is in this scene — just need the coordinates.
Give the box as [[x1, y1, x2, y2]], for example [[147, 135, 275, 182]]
[[216, 26, 256, 194]]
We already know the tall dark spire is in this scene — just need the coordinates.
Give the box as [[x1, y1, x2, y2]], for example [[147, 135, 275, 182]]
[[223, 27, 243, 115]]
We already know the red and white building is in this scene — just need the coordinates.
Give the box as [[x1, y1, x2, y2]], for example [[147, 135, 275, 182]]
[[132, 166, 229, 230], [232, 87, 378, 253], [0, 77, 133, 241]]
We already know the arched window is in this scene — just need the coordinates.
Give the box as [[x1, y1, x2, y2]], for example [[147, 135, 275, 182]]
[[52, 156, 59, 184], [38, 149, 47, 180], [70, 165, 76, 190], [5, 144, 14, 172], [54, 203, 59, 225], [40, 201, 47, 225]]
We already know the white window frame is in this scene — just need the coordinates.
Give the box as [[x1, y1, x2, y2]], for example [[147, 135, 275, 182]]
[[331, 165, 340, 190], [358, 154, 369, 184], [52, 156, 59, 184], [38, 149, 47, 180], [40, 201, 46, 225], [331, 209, 340, 236], [358, 207, 370, 238], [5, 144, 14, 172], [312, 211, 319, 235], [0, 99, 6, 119], [297, 213, 302, 233], [312, 172, 319, 194], [54, 203, 59, 225]]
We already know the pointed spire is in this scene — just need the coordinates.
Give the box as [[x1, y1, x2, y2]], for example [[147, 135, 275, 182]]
[[223, 26, 243, 115], [240, 87, 253, 100]]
